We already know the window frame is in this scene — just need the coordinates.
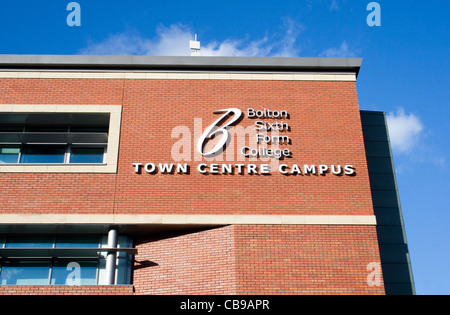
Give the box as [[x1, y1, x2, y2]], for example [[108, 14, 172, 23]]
[[19, 144, 68, 164], [0, 143, 108, 165], [0, 105, 121, 173], [0, 234, 133, 286], [67, 144, 107, 165], [0, 258, 100, 286]]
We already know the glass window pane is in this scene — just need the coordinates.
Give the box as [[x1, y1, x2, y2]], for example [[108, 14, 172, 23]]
[[0, 145, 20, 164], [0, 125, 23, 132], [70, 147, 104, 164], [5, 236, 53, 248], [0, 262, 50, 285], [97, 258, 107, 284], [97, 258, 130, 285], [115, 258, 131, 285], [20, 145, 65, 164], [70, 126, 109, 133], [55, 236, 99, 248], [98, 236, 131, 285], [51, 261, 97, 285], [26, 125, 68, 133]]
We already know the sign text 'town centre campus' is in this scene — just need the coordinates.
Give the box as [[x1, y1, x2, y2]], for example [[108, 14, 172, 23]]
[[132, 108, 356, 176]]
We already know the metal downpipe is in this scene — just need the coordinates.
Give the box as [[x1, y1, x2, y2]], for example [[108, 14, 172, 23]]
[[105, 226, 118, 285]]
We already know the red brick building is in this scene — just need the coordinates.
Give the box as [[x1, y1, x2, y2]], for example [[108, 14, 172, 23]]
[[0, 55, 414, 295]]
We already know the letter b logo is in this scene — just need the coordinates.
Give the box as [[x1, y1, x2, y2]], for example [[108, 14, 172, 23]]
[[197, 108, 242, 157]]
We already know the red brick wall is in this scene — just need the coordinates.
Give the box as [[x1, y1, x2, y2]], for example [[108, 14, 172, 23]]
[[0, 78, 122, 215], [0, 78, 372, 217], [0, 285, 134, 295], [0, 76, 382, 295], [234, 225, 384, 295], [133, 225, 236, 295], [132, 225, 384, 295]]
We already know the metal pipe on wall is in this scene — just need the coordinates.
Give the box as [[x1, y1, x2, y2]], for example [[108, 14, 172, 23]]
[[105, 226, 118, 285]]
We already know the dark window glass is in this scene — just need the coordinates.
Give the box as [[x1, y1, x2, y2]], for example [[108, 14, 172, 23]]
[[5, 236, 53, 248], [55, 236, 99, 248], [0, 125, 23, 132], [70, 126, 109, 133], [69, 147, 104, 164], [25, 126, 68, 133], [20, 145, 65, 164]]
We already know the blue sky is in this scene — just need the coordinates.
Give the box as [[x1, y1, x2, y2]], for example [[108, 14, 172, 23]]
[[1, 0, 449, 295]]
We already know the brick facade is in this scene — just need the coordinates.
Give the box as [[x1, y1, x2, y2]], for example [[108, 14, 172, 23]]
[[0, 285, 134, 295], [134, 225, 384, 295], [0, 63, 385, 295], [0, 78, 372, 217]]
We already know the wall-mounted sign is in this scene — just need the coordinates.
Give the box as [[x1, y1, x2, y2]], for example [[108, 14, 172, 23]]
[[132, 108, 355, 176]]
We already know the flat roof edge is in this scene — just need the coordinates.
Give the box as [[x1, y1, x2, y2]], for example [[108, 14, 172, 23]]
[[0, 55, 362, 76]]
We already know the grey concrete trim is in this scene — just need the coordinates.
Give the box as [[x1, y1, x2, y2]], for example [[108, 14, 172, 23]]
[[0, 214, 377, 226], [0, 71, 357, 82], [0, 55, 362, 77]]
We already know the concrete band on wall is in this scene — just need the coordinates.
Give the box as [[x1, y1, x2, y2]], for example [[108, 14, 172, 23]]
[[0, 214, 377, 226]]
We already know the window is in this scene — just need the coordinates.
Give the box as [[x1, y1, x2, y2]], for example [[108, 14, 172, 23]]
[[0, 235, 134, 286], [0, 145, 20, 164], [0, 105, 121, 173], [51, 261, 98, 285], [0, 113, 109, 165], [4, 144, 107, 165], [20, 145, 67, 164], [69, 147, 105, 164], [1, 261, 50, 285]]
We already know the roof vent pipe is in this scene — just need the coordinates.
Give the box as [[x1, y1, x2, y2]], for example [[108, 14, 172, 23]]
[[190, 34, 201, 56]]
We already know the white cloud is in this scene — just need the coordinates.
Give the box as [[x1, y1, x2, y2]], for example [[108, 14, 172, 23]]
[[79, 33, 147, 55], [319, 41, 357, 58], [386, 108, 424, 153], [79, 24, 192, 56], [79, 20, 304, 57]]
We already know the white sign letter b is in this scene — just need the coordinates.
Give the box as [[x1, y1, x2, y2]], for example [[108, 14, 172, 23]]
[[197, 108, 242, 157]]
